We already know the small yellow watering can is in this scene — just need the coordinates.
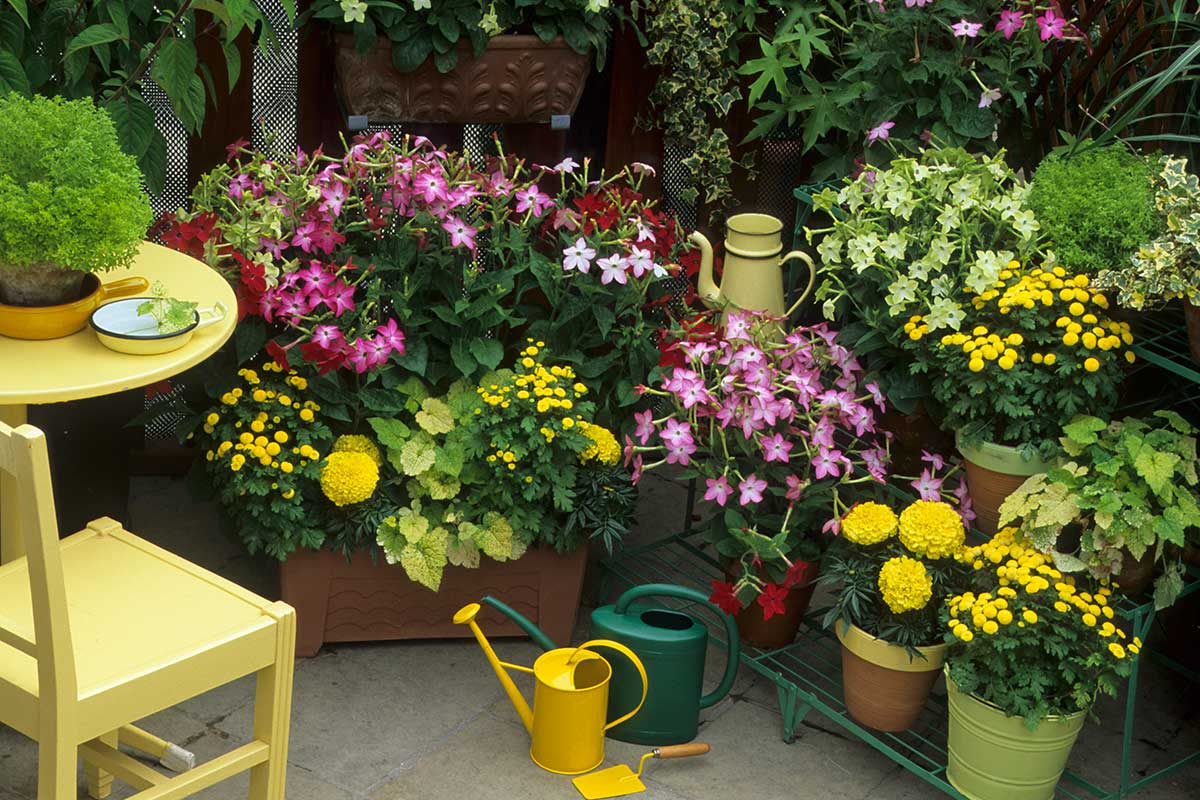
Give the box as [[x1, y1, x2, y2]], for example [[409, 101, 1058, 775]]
[[691, 212, 816, 318], [454, 603, 648, 775]]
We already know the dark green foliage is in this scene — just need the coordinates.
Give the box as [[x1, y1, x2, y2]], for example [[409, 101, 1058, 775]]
[[561, 467, 638, 555], [1028, 147, 1163, 274], [0, 94, 151, 273]]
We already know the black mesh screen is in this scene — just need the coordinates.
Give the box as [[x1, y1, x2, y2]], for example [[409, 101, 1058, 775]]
[[252, 0, 300, 154], [143, 79, 190, 217]]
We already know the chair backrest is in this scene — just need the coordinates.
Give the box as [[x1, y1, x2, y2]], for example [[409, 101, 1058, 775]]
[[0, 422, 77, 713]]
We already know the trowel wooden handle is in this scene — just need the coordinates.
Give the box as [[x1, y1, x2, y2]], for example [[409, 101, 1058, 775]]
[[655, 743, 711, 759]]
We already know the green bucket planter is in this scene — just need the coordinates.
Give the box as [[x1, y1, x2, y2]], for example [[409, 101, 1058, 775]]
[[946, 671, 1086, 800]]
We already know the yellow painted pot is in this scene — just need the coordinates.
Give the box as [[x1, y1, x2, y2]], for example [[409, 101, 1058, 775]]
[[0, 274, 149, 340], [90, 298, 228, 355]]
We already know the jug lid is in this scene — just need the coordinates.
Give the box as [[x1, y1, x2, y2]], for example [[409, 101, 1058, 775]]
[[534, 648, 611, 692]]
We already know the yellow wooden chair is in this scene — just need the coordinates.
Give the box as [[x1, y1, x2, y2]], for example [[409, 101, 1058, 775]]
[[0, 421, 296, 799]]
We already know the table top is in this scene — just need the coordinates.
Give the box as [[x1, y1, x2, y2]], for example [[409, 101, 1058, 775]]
[[0, 242, 237, 406]]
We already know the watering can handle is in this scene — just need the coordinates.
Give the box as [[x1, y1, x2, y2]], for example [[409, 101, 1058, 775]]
[[781, 250, 816, 318], [613, 584, 741, 710], [574, 639, 649, 732]]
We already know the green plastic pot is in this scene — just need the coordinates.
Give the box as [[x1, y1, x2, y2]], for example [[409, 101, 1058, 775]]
[[946, 671, 1086, 800]]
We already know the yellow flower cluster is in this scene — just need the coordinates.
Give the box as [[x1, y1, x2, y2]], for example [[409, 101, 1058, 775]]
[[320, 449, 379, 506], [477, 340, 585, 414], [841, 502, 899, 546], [948, 528, 1140, 658], [877, 556, 933, 614], [898, 500, 965, 560], [487, 448, 519, 471], [333, 434, 382, 467], [932, 263, 1135, 374], [578, 421, 620, 466]]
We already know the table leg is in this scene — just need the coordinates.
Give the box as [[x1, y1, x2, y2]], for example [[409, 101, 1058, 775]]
[[0, 403, 27, 564]]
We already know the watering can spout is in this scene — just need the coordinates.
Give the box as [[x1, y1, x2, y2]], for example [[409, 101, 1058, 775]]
[[481, 595, 558, 652], [453, 603, 535, 734], [690, 231, 721, 309]]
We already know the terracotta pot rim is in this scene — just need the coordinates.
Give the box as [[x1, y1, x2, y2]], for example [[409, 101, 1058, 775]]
[[944, 667, 1088, 724], [836, 621, 945, 672], [956, 431, 1051, 476]]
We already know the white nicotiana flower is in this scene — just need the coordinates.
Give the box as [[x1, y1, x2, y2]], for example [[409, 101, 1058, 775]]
[[880, 232, 908, 261], [340, 0, 367, 23], [886, 275, 919, 314], [926, 297, 966, 331], [586, 0, 610, 11], [817, 235, 842, 265], [966, 250, 1014, 294], [937, 205, 961, 233], [950, 176, 980, 209], [1010, 209, 1040, 239], [929, 236, 955, 265], [412, 0, 431, 9], [821, 298, 838, 321]]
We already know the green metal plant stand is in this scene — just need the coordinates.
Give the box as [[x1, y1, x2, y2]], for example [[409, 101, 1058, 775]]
[[602, 525, 1200, 800]]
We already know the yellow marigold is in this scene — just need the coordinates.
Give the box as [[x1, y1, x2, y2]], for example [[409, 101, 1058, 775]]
[[877, 556, 933, 614], [1108, 642, 1126, 659], [898, 500, 965, 559], [333, 434, 382, 467], [230, 454, 246, 472], [320, 451, 379, 507], [841, 502, 899, 546], [578, 421, 620, 466]]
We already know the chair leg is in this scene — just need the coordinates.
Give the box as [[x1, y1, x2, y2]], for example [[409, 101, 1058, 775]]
[[36, 739, 76, 800], [84, 730, 118, 799], [248, 606, 296, 800]]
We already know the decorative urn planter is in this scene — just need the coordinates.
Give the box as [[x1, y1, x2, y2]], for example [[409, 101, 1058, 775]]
[[957, 434, 1050, 535], [280, 544, 588, 657], [333, 34, 592, 124], [836, 622, 945, 732]]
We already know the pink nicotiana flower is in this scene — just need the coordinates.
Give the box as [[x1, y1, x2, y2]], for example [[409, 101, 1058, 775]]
[[597, 254, 628, 286], [442, 216, 477, 251], [951, 19, 982, 37], [554, 157, 579, 173], [785, 475, 805, 501], [995, 9, 1024, 39], [1037, 8, 1066, 40], [514, 185, 553, 217], [760, 432, 793, 463], [704, 476, 733, 507], [562, 238, 596, 273], [911, 469, 944, 501], [866, 120, 895, 144], [979, 87, 1002, 108], [737, 474, 767, 506], [633, 409, 655, 445]]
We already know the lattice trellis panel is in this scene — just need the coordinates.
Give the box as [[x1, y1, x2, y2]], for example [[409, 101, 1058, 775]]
[[253, 0, 300, 154], [143, 79, 190, 217]]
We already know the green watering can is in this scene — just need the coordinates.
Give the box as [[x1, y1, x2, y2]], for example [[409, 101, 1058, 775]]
[[481, 584, 740, 746]]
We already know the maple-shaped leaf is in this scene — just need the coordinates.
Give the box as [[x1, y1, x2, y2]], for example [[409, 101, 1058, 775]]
[[446, 534, 480, 569], [1134, 449, 1179, 497], [474, 512, 514, 561], [400, 525, 449, 592], [399, 432, 436, 476], [368, 417, 412, 450], [415, 397, 455, 434]]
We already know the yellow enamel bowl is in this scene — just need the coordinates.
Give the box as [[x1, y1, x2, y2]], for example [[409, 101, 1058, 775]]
[[90, 298, 228, 356], [0, 275, 150, 340]]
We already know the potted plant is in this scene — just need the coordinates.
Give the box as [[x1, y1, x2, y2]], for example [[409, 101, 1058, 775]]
[[304, 0, 613, 123], [195, 347, 634, 655], [1027, 145, 1162, 277], [999, 412, 1200, 608], [901, 260, 1132, 532], [631, 309, 891, 649], [1093, 156, 1200, 361], [943, 527, 1138, 800], [0, 94, 152, 315], [820, 497, 971, 732]]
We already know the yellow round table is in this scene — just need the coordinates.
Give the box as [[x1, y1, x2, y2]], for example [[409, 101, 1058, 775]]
[[0, 242, 237, 562]]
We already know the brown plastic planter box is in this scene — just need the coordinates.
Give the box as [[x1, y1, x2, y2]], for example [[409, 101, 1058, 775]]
[[280, 545, 588, 657], [333, 33, 591, 124]]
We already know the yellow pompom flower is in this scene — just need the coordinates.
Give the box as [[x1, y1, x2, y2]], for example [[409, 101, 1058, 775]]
[[332, 434, 383, 467], [1082, 612, 1097, 626], [578, 422, 620, 466], [281, 488, 296, 500], [1023, 609, 1038, 624], [1108, 642, 1126, 659], [898, 500, 965, 559], [1044, 353, 1058, 366], [230, 454, 246, 472], [299, 408, 315, 422], [878, 556, 933, 614], [841, 502, 899, 546], [319, 451, 379, 507], [1083, 357, 1100, 373]]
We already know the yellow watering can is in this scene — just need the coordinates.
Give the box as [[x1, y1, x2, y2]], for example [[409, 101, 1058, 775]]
[[454, 603, 649, 775], [691, 212, 816, 318]]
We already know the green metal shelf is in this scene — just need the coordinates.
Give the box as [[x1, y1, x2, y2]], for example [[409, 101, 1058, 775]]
[[601, 527, 1200, 800], [1131, 308, 1200, 385]]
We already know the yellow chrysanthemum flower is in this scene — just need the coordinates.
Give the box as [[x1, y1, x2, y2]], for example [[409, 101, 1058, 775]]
[[333, 434, 383, 467], [578, 421, 620, 466], [319, 451, 379, 507], [877, 556, 933, 614], [841, 502, 899, 546]]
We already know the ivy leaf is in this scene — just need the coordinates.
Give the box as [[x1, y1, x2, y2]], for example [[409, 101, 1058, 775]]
[[400, 526, 448, 591], [415, 397, 455, 434], [1133, 449, 1179, 497]]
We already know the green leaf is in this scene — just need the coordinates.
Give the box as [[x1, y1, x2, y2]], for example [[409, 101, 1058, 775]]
[[392, 33, 433, 72], [3, 0, 28, 27], [0, 50, 29, 97], [450, 338, 477, 377], [398, 433, 436, 476], [1133, 449, 1180, 497], [446, 535, 480, 569], [473, 512, 514, 561], [433, 439, 465, 477], [415, 397, 455, 434], [139, 132, 167, 195], [103, 91, 156, 157], [106, 0, 129, 38], [468, 338, 504, 371], [1061, 416, 1106, 448], [151, 37, 198, 107], [399, 525, 449, 591], [191, 0, 232, 29], [222, 35, 242, 89], [65, 23, 124, 58], [367, 417, 412, 450]]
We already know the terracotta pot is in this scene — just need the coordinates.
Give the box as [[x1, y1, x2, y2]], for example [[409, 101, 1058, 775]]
[[1184, 543, 1200, 568], [0, 262, 86, 306], [281, 545, 588, 657], [1114, 547, 1156, 598], [1184, 300, 1200, 364], [334, 34, 591, 124], [837, 622, 945, 732], [957, 434, 1050, 535], [728, 561, 819, 650]]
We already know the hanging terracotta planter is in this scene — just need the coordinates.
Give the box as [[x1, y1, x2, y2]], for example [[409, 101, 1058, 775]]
[[946, 671, 1086, 800], [836, 622, 945, 732], [728, 560, 819, 650], [957, 434, 1050, 534], [333, 34, 592, 124], [1184, 300, 1200, 364]]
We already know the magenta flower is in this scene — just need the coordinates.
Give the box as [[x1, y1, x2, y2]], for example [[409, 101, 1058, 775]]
[[414, 172, 448, 203], [951, 19, 982, 37], [785, 475, 806, 501], [598, 254, 629, 286], [551, 208, 581, 231], [291, 222, 316, 253], [760, 432, 793, 463], [864, 382, 886, 411], [813, 448, 843, 480], [442, 216, 478, 251], [322, 281, 356, 317], [920, 450, 946, 471], [374, 318, 405, 354], [724, 312, 752, 341], [822, 516, 841, 536], [347, 337, 374, 374], [633, 409, 655, 444], [866, 120, 895, 145], [562, 238, 597, 274], [704, 476, 733, 507], [665, 439, 696, 466], [737, 474, 767, 506], [995, 9, 1024, 39], [1037, 8, 1066, 40], [660, 418, 694, 449], [979, 87, 1002, 108], [911, 469, 945, 501], [863, 447, 889, 482], [514, 185, 553, 217], [904, 0, 931, 6], [319, 181, 348, 216]]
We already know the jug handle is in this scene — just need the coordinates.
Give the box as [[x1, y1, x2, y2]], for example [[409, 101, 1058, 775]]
[[573, 639, 649, 731], [613, 584, 741, 709], [780, 250, 816, 319]]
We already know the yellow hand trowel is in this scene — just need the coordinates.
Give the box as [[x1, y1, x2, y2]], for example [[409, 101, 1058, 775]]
[[572, 743, 711, 799]]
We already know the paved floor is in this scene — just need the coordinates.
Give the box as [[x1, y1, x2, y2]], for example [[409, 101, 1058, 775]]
[[1, 474, 1198, 799]]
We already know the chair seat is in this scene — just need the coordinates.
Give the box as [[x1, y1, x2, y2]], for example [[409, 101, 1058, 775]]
[[0, 521, 279, 738]]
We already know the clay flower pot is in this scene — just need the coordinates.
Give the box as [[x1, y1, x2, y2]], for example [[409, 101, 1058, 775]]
[[957, 434, 1050, 534], [1114, 547, 1156, 598], [1184, 300, 1200, 364], [334, 34, 592, 124], [728, 561, 819, 650], [836, 622, 945, 732]]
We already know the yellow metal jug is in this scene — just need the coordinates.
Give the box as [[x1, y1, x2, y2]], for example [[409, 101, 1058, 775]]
[[454, 603, 649, 775], [691, 212, 816, 317]]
